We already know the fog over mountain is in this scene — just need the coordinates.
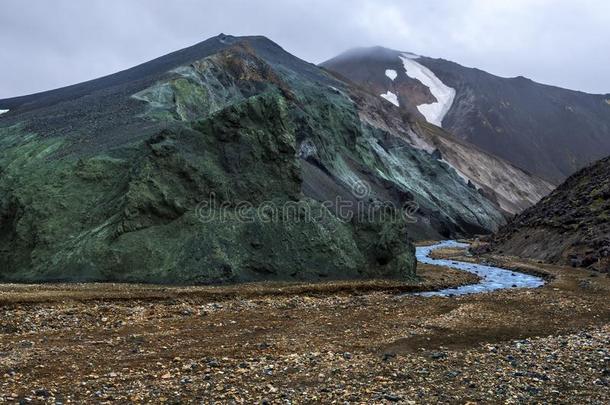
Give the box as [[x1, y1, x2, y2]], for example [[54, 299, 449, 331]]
[[1, 0, 609, 98]]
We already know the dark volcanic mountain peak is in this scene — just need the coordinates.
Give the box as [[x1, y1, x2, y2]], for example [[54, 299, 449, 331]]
[[0, 34, 287, 113], [0, 34, 336, 154], [322, 47, 610, 184]]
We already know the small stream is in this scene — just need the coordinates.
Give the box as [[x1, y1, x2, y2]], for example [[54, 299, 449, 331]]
[[414, 240, 545, 297]]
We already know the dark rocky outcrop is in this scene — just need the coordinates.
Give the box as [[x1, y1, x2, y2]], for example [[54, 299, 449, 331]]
[[489, 156, 610, 272]]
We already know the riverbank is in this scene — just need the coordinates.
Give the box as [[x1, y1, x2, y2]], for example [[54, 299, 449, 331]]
[[0, 262, 478, 305], [413, 241, 545, 296], [1, 253, 609, 403]]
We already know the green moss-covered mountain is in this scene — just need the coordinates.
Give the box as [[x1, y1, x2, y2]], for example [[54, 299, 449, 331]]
[[0, 35, 508, 283]]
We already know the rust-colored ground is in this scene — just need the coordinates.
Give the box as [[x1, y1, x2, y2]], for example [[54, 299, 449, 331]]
[[1, 257, 609, 403]]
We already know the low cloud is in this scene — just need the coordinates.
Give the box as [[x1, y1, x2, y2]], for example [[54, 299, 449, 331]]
[[1, 0, 609, 98]]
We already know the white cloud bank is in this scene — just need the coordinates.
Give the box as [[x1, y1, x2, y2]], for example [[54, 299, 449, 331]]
[[0, 0, 609, 98]]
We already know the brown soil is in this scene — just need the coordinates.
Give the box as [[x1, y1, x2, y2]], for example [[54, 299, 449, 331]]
[[1, 257, 609, 403], [0, 263, 476, 305]]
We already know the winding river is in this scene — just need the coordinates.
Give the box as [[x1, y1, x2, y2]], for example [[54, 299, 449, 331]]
[[414, 240, 545, 297]]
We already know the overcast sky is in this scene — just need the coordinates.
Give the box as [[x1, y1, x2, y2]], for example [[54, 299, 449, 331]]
[[1, 0, 609, 99]]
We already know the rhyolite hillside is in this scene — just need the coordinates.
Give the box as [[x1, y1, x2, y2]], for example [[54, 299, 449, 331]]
[[0, 34, 511, 283]]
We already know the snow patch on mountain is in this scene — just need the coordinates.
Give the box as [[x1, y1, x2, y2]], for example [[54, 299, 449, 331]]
[[0, 109, 8, 115], [400, 54, 455, 127], [380, 91, 399, 107], [385, 69, 397, 81]]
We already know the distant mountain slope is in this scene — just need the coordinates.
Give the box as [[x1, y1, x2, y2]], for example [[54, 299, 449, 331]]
[[0, 34, 508, 283], [322, 47, 610, 183], [321, 49, 553, 215], [406, 121, 553, 215], [489, 156, 610, 272]]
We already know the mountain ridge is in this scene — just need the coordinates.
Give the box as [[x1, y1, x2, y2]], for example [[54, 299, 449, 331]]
[[321, 46, 610, 183], [0, 34, 277, 111], [327, 45, 610, 96]]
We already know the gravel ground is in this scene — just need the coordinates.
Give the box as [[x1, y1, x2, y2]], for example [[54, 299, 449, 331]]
[[0, 257, 608, 403]]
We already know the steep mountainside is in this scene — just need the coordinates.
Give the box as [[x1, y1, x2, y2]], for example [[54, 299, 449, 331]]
[[322, 47, 610, 183], [489, 156, 610, 272], [0, 34, 507, 283], [410, 122, 553, 215], [321, 49, 553, 214]]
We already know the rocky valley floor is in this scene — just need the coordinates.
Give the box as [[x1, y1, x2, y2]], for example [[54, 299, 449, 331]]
[[0, 257, 609, 404]]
